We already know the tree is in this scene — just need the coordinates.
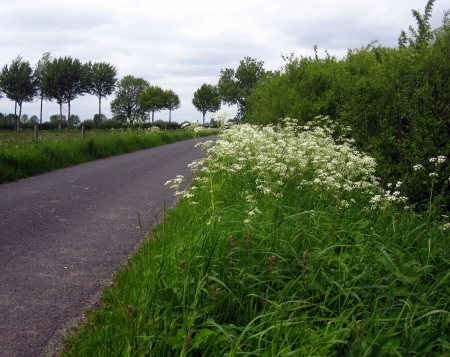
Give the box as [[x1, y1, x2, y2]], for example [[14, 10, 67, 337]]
[[29, 115, 39, 124], [110, 75, 149, 121], [399, 0, 436, 49], [93, 113, 107, 128], [192, 83, 221, 125], [43, 56, 89, 130], [21, 114, 29, 123], [69, 114, 81, 127], [50, 114, 67, 121], [6, 114, 15, 125], [0, 56, 37, 131], [34, 52, 52, 127], [164, 89, 180, 122], [138, 85, 166, 124], [88, 62, 117, 129], [218, 57, 265, 120]]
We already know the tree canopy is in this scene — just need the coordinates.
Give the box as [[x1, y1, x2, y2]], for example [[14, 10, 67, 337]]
[[164, 89, 180, 123], [42, 56, 90, 129], [192, 83, 221, 125], [138, 85, 166, 123], [88, 62, 118, 128], [34, 52, 52, 126], [110, 75, 149, 121], [218, 57, 265, 121], [0, 56, 37, 131]]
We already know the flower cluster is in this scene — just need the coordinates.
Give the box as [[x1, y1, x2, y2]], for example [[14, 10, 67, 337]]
[[166, 115, 410, 221], [124, 114, 146, 130]]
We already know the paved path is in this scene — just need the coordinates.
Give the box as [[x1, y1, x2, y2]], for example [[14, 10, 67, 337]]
[[0, 138, 208, 356]]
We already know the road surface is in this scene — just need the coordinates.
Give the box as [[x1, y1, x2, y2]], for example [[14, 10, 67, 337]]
[[0, 137, 208, 356]]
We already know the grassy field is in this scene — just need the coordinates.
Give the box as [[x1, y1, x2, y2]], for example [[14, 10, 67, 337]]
[[58, 116, 450, 356], [0, 127, 217, 183]]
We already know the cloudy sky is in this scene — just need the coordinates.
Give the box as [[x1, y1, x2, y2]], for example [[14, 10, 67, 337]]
[[0, 0, 448, 124]]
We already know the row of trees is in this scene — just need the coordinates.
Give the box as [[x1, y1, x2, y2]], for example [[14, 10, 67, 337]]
[[110, 76, 181, 124], [0, 50, 266, 131], [103, 57, 265, 126], [0, 53, 118, 131]]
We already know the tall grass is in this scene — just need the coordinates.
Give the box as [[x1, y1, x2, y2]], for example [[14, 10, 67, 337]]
[[60, 116, 450, 356], [0, 128, 217, 183]]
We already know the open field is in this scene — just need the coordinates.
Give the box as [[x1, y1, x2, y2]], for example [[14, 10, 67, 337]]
[[0, 127, 217, 183], [59, 118, 450, 356]]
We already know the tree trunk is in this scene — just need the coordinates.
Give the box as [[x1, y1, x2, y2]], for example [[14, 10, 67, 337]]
[[98, 96, 102, 129], [59, 103, 62, 131], [169, 109, 172, 123], [203, 112, 206, 126], [152, 111, 154, 124], [39, 94, 44, 129], [18, 102, 22, 132], [14, 102, 19, 132], [67, 100, 71, 129]]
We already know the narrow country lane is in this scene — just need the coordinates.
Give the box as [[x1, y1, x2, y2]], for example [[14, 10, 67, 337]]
[[0, 137, 209, 357]]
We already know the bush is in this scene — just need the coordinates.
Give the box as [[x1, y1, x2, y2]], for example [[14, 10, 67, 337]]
[[79, 119, 94, 130], [245, 16, 450, 213]]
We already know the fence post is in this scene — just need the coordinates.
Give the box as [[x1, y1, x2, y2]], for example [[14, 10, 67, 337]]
[[34, 125, 38, 143], [82, 126, 85, 139]]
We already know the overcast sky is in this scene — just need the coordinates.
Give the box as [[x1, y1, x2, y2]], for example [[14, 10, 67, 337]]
[[0, 0, 448, 124]]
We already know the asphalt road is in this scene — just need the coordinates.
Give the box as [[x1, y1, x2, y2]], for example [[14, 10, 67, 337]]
[[0, 137, 209, 357]]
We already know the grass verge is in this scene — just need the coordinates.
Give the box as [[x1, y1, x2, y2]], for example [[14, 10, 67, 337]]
[[60, 116, 450, 356], [0, 128, 217, 183]]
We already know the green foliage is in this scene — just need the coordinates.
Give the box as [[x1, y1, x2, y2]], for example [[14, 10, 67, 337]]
[[87, 62, 118, 128], [42, 56, 90, 129], [50, 114, 67, 122], [34, 52, 53, 125], [246, 12, 450, 213], [92, 113, 107, 128], [29, 115, 39, 124], [0, 56, 37, 130], [70, 114, 81, 127], [399, 0, 436, 49], [111, 75, 149, 121], [164, 89, 181, 123], [152, 119, 180, 130], [79, 119, 94, 130], [138, 85, 166, 123], [218, 57, 265, 120], [192, 83, 221, 125]]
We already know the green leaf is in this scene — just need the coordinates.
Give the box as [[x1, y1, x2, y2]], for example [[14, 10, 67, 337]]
[[395, 266, 419, 284], [166, 329, 187, 349], [382, 338, 400, 355], [156, 288, 180, 305], [355, 219, 370, 230], [192, 328, 217, 350]]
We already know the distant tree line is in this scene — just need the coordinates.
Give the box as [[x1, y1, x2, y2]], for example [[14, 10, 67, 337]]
[[0, 54, 186, 131], [0, 49, 267, 130], [0, 53, 118, 131], [109, 75, 182, 125]]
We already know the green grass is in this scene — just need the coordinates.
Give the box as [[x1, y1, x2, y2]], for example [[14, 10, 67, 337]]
[[58, 118, 450, 356], [0, 128, 217, 183]]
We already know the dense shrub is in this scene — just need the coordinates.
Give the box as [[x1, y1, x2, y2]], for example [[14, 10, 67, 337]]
[[245, 14, 450, 213]]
